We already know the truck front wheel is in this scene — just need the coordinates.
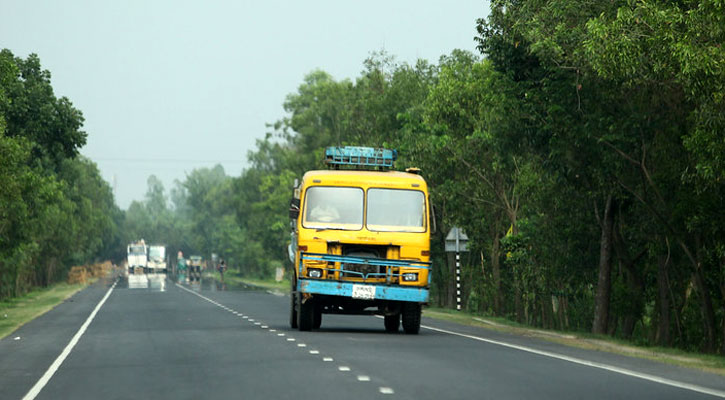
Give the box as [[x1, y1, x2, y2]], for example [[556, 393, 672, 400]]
[[402, 303, 421, 334], [289, 280, 298, 329], [297, 294, 315, 331]]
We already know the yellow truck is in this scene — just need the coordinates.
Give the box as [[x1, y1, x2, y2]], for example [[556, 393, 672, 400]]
[[289, 146, 432, 334]]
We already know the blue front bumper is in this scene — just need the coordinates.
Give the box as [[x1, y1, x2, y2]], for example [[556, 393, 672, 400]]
[[298, 279, 429, 303]]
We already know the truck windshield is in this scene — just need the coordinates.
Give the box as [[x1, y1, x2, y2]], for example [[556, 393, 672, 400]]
[[129, 245, 145, 255], [149, 247, 164, 258], [367, 188, 426, 232], [303, 186, 363, 230]]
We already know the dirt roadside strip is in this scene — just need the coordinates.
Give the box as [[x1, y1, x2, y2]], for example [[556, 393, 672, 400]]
[[422, 309, 725, 376], [0, 262, 118, 340]]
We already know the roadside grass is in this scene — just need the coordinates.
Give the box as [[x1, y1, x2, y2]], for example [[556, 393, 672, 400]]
[[205, 270, 289, 292], [423, 307, 725, 375], [0, 282, 88, 340]]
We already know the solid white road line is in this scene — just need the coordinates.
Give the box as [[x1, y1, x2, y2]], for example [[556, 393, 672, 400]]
[[421, 324, 725, 398], [22, 280, 118, 400]]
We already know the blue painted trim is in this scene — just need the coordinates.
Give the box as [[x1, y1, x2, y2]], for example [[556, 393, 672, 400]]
[[298, 279, 429, 303], [301, 252, 430, 268]]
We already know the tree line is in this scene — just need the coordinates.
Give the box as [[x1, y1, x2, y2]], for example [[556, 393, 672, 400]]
[[3, 0, 722, 355], [0, 50, 123, 300]]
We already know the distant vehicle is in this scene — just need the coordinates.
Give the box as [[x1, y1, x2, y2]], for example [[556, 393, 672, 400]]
[[189, 255, 203, 282], [289, 146, 432, 334], [127, 240, 148, 274], [147, 245, 168, 273]]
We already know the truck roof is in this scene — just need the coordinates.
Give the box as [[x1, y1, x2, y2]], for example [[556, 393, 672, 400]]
[[302, 169, 426, 188]]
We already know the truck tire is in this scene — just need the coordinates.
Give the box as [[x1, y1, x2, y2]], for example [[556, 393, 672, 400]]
[[384, 314, 400, 333], [289, 280, 298, 329], [402, 302, 421, 334], [297, 294, 315, 331]]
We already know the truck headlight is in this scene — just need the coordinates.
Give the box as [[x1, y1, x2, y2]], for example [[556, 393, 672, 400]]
[[308, 268, 322, 278], [402, 273, 418, 282]]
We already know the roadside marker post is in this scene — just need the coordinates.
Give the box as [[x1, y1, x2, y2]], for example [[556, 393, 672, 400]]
[[445, 227, 469, 311]]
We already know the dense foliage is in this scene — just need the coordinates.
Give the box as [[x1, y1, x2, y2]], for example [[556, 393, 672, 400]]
[[0, 50, 123, 300]]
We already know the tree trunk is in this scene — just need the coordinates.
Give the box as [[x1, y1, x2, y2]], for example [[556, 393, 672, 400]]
[[592, 194, 615, 335], [656, 254, 671, 346], [559, 295, 570, 330], [491, 233, 502, 315], [676, 236, 717, 352], [515, 268, 524, 323], [693, 264, 716, 352], [448, 252, 455, 308], [622, 264, 644, 339], [721, 256, 725, 355]]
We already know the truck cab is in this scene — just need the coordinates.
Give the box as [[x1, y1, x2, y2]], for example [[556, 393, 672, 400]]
[[289, 146, 432, 334], [127, 240, 148, 275], [147, 245, 167, 273]]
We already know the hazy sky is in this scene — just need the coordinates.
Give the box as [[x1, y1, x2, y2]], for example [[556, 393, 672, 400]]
[[1, 1, 489, 209]]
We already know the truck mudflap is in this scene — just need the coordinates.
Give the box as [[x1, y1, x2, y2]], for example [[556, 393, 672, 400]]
[[297, 252, 431, 302], [298, 279, 429, 303]]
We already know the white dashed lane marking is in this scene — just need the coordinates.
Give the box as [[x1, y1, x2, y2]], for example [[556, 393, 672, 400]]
[[175, 283, 397, 397]]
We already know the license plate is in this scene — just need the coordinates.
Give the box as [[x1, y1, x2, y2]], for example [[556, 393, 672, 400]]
[[351, 284, 376, 300]]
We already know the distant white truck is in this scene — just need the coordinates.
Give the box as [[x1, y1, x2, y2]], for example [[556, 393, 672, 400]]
[[147, 245, 168, 273], [127, 240, 148, 274]]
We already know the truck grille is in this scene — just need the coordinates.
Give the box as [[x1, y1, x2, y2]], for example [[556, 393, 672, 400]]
[[341, 263, 383, 278]]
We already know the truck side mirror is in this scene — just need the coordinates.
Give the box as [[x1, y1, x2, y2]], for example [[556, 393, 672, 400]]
[[289, 198, 301, 220]]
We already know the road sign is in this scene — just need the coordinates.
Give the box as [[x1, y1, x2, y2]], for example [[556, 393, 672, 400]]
[[445, 227, 469, 252]]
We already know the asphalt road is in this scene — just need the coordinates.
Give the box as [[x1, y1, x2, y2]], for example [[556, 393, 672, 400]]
[[2, 274, 725, 400]]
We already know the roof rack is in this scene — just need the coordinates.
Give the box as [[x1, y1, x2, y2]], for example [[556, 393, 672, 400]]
[[325, 146, 397, 169]]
